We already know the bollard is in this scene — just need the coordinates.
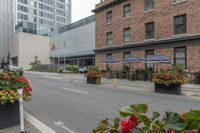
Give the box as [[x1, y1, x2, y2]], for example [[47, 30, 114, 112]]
[[17, 89, 25, 133]]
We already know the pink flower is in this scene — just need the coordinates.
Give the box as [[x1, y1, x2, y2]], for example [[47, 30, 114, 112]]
[[179, 112, 185, 120]]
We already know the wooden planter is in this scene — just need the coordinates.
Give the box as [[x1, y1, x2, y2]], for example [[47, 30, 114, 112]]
[[155, 83, 181, 95], [87, 77, 101, 84], [0, 102, 20, 130]]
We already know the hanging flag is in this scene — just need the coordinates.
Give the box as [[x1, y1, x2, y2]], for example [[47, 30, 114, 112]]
[[51, 43, 55, 51]]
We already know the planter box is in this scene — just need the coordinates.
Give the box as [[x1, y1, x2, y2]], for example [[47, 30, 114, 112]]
[[87, 77, 101, 84], [155, 83, 181, 95], [0, 102, 20, 130]]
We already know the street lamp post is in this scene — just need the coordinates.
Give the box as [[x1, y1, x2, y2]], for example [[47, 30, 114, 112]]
[[17, 89, 25, 133]]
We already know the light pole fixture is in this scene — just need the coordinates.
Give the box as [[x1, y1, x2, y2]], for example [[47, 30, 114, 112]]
[[17, 89, 26, 133]]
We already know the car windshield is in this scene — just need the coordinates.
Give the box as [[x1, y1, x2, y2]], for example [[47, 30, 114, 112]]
[[9, 66, 19, 69]]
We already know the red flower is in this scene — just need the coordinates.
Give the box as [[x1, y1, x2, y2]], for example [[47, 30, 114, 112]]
[[129, 116, 138, 127], [119, 116, 138, 133], [23, 87, 32, 93], [168, 129, 175, 133], [120, 120, 133, 133], [3, 89, 9, 93]]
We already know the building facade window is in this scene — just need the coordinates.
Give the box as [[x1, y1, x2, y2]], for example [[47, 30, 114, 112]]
[[18, 13, 28, 20], [173, 0, 186, 3], [145, 22, 154, 39], [145, 50, 154, 69], [123, 52, 131, 67], [106, 32, 112, 46], [106, 53, 112, 70], [18, 4, 29, 12], [174, 14, 187, 35], [174, 47, 186, 69], [123, 4, 131, 18], [145, 0, 154, 12], [123, 28, 131, 43], [18, 0, 28, 4], [106, 11, 112, 23]]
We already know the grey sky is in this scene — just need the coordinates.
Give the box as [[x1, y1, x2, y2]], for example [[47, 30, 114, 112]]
[[72, 0, 100, 22]]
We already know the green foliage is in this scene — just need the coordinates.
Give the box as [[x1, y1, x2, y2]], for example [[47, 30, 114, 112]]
[[144, 67, 154, 74], [30, 56, 41, 71], [164, 112, 186, 131], [94, 104, 200, 133], [174, 64, 184, 74], [122, 65, 130, 73], [85, 66, 102, 78], [119, 104, 148, 117], [66, 65, 79, 73]]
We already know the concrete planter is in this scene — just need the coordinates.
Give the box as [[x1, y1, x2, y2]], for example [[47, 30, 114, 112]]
[[155, 83, 181, 95], [0, 102, 20, 130], [87, 77, 101, 85]]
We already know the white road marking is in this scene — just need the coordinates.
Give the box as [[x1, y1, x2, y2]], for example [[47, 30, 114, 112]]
[[24, 111, 57, 133], [54, 121, 76, 133], [59, 87, 88, 94]]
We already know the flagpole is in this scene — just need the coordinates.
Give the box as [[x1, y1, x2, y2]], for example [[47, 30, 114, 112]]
[[52, 43, 55, 71], [58, 42, 60, 71], [53, 49, 54, 70], [64, 41, 66, 70], [63, 42, 65, 69]]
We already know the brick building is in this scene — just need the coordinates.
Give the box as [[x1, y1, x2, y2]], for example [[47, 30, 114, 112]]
[[93, 0, 200, 72]]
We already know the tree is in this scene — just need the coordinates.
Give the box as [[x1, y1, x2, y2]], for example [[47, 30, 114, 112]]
[[30, 56, 41, 70]]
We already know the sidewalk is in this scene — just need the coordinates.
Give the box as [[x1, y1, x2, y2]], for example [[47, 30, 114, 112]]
[[102, 78, 200, 97], [0, 120, 41, 133]]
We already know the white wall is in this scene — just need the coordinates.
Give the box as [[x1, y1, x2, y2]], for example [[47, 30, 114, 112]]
[[10, 33, 20, 58], [10, 32, 51, 70]]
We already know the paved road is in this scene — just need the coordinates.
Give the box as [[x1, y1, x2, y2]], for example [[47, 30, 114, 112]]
[[24, 72, 200, 133]]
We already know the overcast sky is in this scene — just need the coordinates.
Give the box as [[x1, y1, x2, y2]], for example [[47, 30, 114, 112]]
[[72, 0, 100, 22]]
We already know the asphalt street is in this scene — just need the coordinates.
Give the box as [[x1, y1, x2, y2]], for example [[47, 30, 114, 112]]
[[24, 72, 200, 133]]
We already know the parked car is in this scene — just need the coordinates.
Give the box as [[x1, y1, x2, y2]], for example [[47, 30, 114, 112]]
[[3, 65, 23, 75], [79, 66, 87, 73]]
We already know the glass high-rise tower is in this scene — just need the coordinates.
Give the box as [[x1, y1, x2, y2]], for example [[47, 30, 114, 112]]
[[0, 0, 71, 64]]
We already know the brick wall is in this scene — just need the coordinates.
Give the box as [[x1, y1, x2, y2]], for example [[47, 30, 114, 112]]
[[95, 0, 200, 72], [155, 48, 174, 71], [187, 45, 200, 72], [95, 0, 200, 49]]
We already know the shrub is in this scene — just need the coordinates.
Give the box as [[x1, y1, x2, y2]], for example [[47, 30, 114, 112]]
[[0, 72, 32, 105], [153, 71, 188, 86], [93, 104, 200, 133], [30, 56, 41, 71], [174, 64, 184, 74], [66, 65, 79, 73], [85, 66, 102, 78]]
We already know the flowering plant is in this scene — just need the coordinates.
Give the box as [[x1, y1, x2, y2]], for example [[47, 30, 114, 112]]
[[93, 104, 200, 133], [0, 72, 32, 105], [85, 66, 102, 79], [152, 72, 188, 86]]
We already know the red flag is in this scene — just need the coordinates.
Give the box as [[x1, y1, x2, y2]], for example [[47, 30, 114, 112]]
[[51, 44, 55, 51]]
